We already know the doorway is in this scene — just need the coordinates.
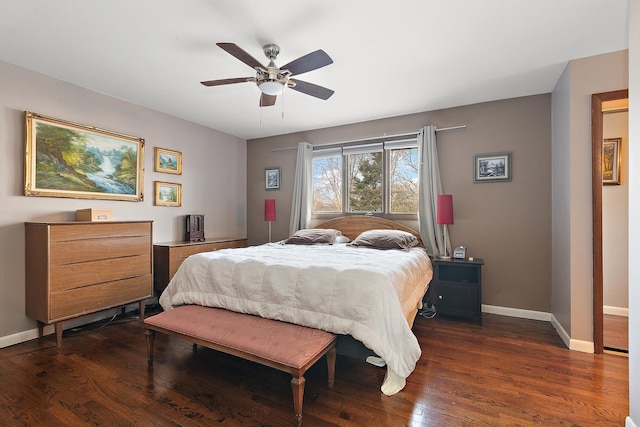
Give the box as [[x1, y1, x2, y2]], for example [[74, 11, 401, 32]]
[[592, 89, 628, 354]]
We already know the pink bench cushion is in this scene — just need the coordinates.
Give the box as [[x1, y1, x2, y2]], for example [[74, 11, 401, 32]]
[[144, 305, 336, 369]]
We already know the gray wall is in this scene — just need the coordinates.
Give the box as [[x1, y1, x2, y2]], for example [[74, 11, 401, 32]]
[[602, 111, 629, 310], [247, 94, 552, 313], [627, 1, 639, 422], [0, 60, 247, 343], [550, 49, 628, 348]]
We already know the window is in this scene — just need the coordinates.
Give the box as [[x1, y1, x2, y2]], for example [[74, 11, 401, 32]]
[[312, 148, 342, 213], [312, 138, 418, 215], [387, 140, 419, 213], [345, 143, 383, 212]]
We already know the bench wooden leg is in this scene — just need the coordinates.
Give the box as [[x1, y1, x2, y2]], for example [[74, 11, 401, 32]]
[[326, 346, 336, 388], [145, 329, 156, 366], [291, 376, 305, 427]]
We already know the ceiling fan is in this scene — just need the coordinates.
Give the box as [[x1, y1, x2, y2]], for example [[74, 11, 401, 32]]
[[201, 42, 334, 107]]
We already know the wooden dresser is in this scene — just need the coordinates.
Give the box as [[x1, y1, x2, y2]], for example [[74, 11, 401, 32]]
[[25, 221, 153, 346], [153, 238, 247, 293]]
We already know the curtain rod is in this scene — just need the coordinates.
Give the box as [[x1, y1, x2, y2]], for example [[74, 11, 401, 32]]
[[270, 125, 466, 152]]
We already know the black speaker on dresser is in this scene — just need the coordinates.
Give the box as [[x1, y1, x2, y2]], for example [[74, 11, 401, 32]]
[[185, 214, 205, 242]]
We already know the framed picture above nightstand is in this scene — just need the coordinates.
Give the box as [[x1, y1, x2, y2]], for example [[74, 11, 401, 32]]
[[424, 257, 484, 324]]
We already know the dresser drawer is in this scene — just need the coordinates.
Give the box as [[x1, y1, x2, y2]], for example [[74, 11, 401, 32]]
[[50, 254, 150, 291], [50, 275, 152, 320], [51, 236, 150, 265], [210, 240, 246, 251], [173, 243, 215, 259], [50, 222, 150, 242]]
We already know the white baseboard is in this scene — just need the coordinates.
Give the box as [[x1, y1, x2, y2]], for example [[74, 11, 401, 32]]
[[0, 324, 55, 349], [627, 416, 638, 427], [550, 313, 571, 349], [0, 304, 142, 349], [482, 304, 551, 321], [568, 338, 594, 353], [603, 305, 629, 317]]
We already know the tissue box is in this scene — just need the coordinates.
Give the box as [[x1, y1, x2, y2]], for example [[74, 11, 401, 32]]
[[76, 208, 113, 221]]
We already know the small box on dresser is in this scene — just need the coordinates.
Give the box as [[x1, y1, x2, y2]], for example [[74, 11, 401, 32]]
[[25, 220, 153, 346], [75, 208, 113, 221]]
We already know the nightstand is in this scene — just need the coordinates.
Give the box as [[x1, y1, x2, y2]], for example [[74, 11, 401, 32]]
[[424, 257, 484, 324]]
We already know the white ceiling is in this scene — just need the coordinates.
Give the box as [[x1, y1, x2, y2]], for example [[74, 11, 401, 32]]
[[0, 1, 628, 140]]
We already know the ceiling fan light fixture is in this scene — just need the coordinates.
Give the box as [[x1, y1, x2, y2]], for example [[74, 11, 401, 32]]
[[258, 80, 284, 96]]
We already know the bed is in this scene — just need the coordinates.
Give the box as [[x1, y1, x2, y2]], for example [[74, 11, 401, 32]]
[[159, 216, 433, 395]]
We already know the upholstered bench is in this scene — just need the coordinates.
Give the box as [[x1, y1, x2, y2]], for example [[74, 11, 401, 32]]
[[144, 305, 336, 426]]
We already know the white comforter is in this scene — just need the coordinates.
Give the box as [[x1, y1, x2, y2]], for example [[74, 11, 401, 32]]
[[159, 243, 432, 395]]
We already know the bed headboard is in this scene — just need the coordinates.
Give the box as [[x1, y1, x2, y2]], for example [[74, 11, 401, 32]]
[[314, 216, 424, 247]]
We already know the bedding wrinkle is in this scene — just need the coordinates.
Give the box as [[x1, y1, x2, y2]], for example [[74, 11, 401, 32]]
[[159, 243, 432, 395]]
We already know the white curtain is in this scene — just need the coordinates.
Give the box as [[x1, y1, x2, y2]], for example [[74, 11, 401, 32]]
[[289, 142, 313, 236], [417, 126, 449, 257]]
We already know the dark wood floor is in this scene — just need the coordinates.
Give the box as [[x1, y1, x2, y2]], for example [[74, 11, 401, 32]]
[[0, 311, 629, 426], [603, 313, 629, 352]]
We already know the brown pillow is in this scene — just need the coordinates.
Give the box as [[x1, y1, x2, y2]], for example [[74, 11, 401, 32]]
[[349, 229, 419, 250], [283, 228, 342, 245]]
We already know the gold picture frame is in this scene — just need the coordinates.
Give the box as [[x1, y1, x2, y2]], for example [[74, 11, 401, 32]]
[[154, 181, 182, 207], [155, 147, 182, 175], [602, 138, 621, 185], [24, 111, 144, 201]]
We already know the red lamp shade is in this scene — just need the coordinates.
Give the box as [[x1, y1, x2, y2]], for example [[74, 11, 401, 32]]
[[264, 199, 276, 222], [436, 194, 454, 225]]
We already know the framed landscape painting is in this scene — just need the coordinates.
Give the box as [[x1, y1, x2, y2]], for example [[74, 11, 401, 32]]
[[154, 181, 182, 207], [473, 152, 512, 183], [24, 111, 145, 201], [602, 138, 621, 185], [265, 167, 281, 190], [155, 147, 182, 175]]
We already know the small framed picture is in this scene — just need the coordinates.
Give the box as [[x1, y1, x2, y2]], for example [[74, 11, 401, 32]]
[[602, 138, 621, 185], [155, 148, 182, 175], [154, 181, 182, 206], [265, 167, 281, 190], [473, 152, 512, 183]]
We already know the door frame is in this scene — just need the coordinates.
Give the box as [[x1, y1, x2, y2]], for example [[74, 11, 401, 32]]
[[591, 89, 628, 354]]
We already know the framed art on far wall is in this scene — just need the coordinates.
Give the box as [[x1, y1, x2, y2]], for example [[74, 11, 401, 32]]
[[155, 147, 182, 175], [265, 167, 281, 190], [154, 181, 182, 206], [473, 152, 512, 183], [602, 138, 621, 185], [24, 111, 145, 201]]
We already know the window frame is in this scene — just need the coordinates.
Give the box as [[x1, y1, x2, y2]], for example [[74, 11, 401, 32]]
[[311, 136, 418, 220]]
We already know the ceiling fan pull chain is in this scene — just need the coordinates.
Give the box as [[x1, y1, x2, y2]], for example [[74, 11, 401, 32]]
[[281, 90, 285, 119]]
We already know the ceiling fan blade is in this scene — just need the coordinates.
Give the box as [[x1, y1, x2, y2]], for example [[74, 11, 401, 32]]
[[217, 42, 266, 70], [289, 79, 334, 100], [260, 93, 277, 107], [280, 49, 333, 76], [200, 77, 252, 87]]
